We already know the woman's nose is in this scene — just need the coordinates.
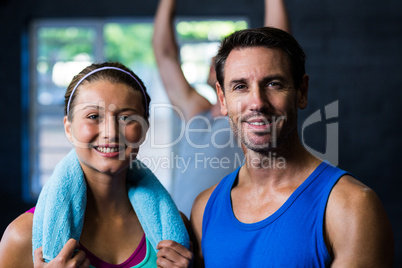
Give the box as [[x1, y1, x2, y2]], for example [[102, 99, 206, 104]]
[[101, 115, 119, 141]]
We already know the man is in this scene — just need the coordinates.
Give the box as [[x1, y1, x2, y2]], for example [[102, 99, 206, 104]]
[[153, 0, 290, 217], [191, 27, 394, 267]]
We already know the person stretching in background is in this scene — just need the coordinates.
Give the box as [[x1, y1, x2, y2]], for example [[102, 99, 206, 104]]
[[152, 0, 291, 218]]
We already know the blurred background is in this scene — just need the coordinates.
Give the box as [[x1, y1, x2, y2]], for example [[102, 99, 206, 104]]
[[0, 0, 401, 264]]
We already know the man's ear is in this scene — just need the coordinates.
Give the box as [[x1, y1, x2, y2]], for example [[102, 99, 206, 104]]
[[63, 116, 74, 144], [216, 82, 228, 116], [297, 74, 309, 110]]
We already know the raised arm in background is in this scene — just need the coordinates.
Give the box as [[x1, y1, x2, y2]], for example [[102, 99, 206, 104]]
[[152, 0, 212, 121], [264, 0, 291, 32]]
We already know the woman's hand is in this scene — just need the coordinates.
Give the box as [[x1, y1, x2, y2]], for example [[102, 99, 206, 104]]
[[34, 239, 90, 268], [156, 240, 193, 268]]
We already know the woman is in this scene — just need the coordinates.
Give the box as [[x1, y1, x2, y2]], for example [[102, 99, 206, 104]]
[[0, 62, 193, 268]]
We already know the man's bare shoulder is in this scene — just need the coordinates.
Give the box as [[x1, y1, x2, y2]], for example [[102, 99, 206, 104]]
[[0, 212, 34, 267], [190, 184, 218, 268], [190, 183, 219, 238], [191, 184, 218, 222], [325, 175, 394, 267], [328, 174, 385, 216], [329, 174, 374, 201]]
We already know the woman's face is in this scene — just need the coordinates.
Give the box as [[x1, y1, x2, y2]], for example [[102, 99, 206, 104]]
[[64, 79, 147, 177]]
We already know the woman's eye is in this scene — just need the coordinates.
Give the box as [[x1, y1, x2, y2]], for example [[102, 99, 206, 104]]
[[119, 115, 131, 122], [88, 114, 99, 120]]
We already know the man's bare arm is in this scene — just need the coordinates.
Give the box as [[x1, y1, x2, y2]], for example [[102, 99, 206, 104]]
[[152, 0, 211, 120], [326, 175, 394, 267], [190, 185, 217, 268]]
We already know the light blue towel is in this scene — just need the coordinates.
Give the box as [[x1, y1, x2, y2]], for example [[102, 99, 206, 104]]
[[32, 149, 190, 262]]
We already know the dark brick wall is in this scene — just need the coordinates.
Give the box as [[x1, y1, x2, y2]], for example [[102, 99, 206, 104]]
[[0, 0, 401, 264]]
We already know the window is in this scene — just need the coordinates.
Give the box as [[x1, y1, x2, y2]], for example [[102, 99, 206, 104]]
[[26, 18, 248, 202]]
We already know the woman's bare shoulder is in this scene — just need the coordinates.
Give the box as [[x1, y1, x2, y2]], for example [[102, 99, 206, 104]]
[[0, 212, 34, 267]]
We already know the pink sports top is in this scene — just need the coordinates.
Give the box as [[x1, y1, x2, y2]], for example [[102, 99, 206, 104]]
[[27, 207, 157, 267]]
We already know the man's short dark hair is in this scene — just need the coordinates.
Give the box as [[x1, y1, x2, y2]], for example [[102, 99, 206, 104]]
[[215, 27, 306, 90]]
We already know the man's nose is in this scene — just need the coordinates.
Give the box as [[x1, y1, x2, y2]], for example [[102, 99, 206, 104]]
[[249, 86, 268, 111]]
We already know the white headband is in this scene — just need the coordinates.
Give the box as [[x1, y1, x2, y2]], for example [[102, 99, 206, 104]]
[[66, 66, 148, 116]]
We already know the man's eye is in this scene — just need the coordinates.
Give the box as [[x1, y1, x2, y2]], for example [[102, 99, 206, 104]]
[[233, 84, 247, 91], [267, 82, 283, 89]]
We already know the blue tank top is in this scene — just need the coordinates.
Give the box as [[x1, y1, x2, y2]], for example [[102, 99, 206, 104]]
[[202, 161, 349, 268]]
